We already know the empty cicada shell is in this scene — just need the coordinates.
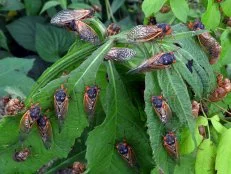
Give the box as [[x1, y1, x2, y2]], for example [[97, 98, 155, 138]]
[[50, 9, 94, 27], [192, 100, 200, 118], [151, 96, 172, 123], [84, 85, 100, 118], [13, 148, 30, 162], [188, 21, 221, 64], [54, 85, 69, 132], [37, 115, 52, 149], [163, 132, 179, 160], [106, 23, 121, 36], [19, 104, 41, 134], [5, 98, 24, 115], [72, 162, 86, 174], [129, 52, 176, 73], [105, 47, 136, 61], [160, 5, 171, 13], [116, 139, 136, 167]]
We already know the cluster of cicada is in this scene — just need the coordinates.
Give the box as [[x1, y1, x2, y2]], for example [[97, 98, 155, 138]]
[[57, 161, 85, 174], [188, 20, 222, 64]]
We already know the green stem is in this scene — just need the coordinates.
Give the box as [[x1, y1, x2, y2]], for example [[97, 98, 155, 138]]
[[200, 102, 211, 140]]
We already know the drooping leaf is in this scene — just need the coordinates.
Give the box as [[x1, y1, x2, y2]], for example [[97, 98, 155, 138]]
[[40, 1, 61, 14], [170, 0, 189, 22], [215, 128, 231, 174], [111, 0, 125, 13], [174, 155, 195, 174], [24, 0, 42, 15], [35, 24, 76, 62], [220, 0, 231, 17], [6, 16, 45, 51], [0, 30, 9, 51], [68, 2, 92, 9], [86, 62, 153, 174], [195, 139, 216, 174], [210, 115, 227, 134], [0, 57, 35, 96], [0, 0, 24, 11], [142, 0, 167, 17]]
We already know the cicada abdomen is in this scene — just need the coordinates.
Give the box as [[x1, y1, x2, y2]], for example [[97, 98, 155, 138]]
[[116, 139, 136, 167], [163, 132, 179, 160], [129, 52, 176, 73], [151, 96, 172, 123], [37, 115, 52, 149], [13, 148, 30, 162], [83, 85, 100, 119], [54, 85, 69, 133], [50, 9, 94, 27], [105, 47, 136, 61], [106, 23, 121, 36]]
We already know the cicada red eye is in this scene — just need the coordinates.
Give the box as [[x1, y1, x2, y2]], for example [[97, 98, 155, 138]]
[[115, 140, 136, 167], [105, 47, 136, 61], [75, 20, 100, 44], [37, 115, 52, 149], [129, 52, 176, 73], [127, 25, 162, 42], [106, 23, 121, 36], [151, 96, 172, 123], [84, 85, 100, 118], [163, 132, 179, 160], [156, 23, 172, 36], [72, 162, 86, 174], [50, 9, 94, 27], [13, 148, 30, 162]]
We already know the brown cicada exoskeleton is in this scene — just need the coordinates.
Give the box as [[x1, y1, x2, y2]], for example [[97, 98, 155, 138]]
[[192, 100, 200, 118], [151, 96, 172, 123], [105, 47, 136, 61], [72, 162, 86, 174], [37, 115, 52, 149], [163, 132, 179, 160], [116, 139, 136, 167], [160, 5, 171, 13], [13, 147, 30, 162], [5, 98, 24, 115], [83, 85, 100, 119], [129, 52, 176, 73], [50, 9, 94, 27], [54, 84, 69, 133], [106, 23, 121, 36], [188, 21, 221, 64]]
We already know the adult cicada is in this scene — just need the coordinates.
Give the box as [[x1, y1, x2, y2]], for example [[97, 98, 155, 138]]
[[105, 47, 136, 61], [151, 96, 172, 123], [37, 115, 52, 149], [163, 132, 179, 160], [54, 84, 69, 132], [129, 52, 176, 73]]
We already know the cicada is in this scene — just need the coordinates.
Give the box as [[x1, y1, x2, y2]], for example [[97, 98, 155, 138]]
[[106, 23, 121, 36], [54, 85, 69, 132], [13, 147, 30, 162], [116, 139, 136, 167], [19, 104, 41, 135], [163, 132, 179, 160], [105, 47, 136, 61], [50, 9, 94, 27], [37, 115, 52, 149], [192, 100, 200, 118], [160, 5, 171, 13], [151, 96, 172, 123], [72, 162, 86, 174], [5, 98, 24, 115], [84, 85, 100, 117], [188, 21, 221, 64], [129, 52, 176, 73]]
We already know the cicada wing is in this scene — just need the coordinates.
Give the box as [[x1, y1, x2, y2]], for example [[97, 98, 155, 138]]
[[19, 111, 32, 141], [84, 94, 97, 119], [40, 120, 52, 149], [163, 102, 172, 120]]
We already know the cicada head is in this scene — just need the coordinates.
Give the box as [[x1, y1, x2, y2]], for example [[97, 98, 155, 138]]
[[151, 96, 163, 108], [188, 21, 205, 30], [163, 132, 179, 160], [37, 115, 52, 149], [105, 47, 136, 61], [13, 148, 30, 162], [106, 23, 121, 36], [156, 23, 172, 35], [158, 52, 176, 65], [116, 140, 136, 167], [29, 104, 41, 122]]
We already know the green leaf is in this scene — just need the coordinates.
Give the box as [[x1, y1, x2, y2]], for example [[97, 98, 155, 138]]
[[202, 0, 221, 30], [170, 0, 189, 22], [220, 0, 231, 17], [35, 24, 76, 62], [215, 128, 231, 174], [0, 0, 24, 11], [24, 0, 42, 15], [174, 155, 195, 174], [58, 0, 67, 9], [0, 57, 35, 96], [0, 40, 114, 173], [142, 0, 167, 17], [210, 115, 227, 134], [195, 139, 216, 174], [219, 29, 231, 65], [0, 30, 9, 51], [6, 16, 45, 51], [68, 2, 92, 9], [40, 0, 60, 14], [111, 0, 125, 13], [86, 62, 153, 174]]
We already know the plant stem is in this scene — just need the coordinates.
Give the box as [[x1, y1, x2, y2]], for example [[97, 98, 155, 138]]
[[200, 103, 211, 140]]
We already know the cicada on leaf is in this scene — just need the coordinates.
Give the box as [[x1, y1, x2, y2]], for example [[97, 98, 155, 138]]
[[116, 139, 136, 167], [151, 96, 172, 123], [13, 147, 30, 162], [163, 132, 179, 160], [72, 162, 86, 174], [105, 47, 136, 61], [54, 85, 69, 133], [84, 85, 100, 119], [106, 23, 121, 36], [129, 52, 176, 73], [50, 9, 94, 27], [37, 115, 52, 149]]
